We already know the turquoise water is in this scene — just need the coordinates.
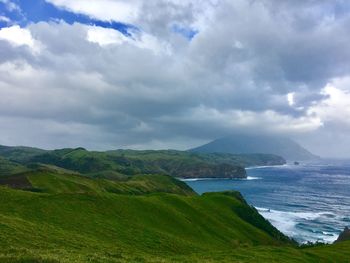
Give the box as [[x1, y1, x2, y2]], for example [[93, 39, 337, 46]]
[[184, 160, 350, 243]]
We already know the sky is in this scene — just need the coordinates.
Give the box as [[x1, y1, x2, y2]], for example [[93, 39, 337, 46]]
[[0, 0, 350, 157]]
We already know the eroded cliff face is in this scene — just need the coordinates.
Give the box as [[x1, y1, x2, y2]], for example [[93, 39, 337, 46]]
[[335, 227, 350, 243], [172, 163, 247, 179]]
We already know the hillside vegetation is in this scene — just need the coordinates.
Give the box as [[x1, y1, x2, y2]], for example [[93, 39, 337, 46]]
[[0, 175, 349, 262], [0, 167, 194, 196], [0, 144, 347, 262], [0, 145, 286, 179]]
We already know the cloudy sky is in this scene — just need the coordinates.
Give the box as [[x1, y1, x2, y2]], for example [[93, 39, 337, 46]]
[[0, 0, 350, 157]]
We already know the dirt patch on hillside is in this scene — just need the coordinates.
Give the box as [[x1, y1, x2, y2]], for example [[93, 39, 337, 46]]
[[0, 174, 32, 189]]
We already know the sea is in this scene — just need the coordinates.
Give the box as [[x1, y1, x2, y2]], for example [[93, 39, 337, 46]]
[[183, 159, 350, 244]]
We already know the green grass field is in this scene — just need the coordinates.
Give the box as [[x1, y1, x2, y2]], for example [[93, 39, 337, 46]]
[[0, 170, 349, 262], [0, 147, 348, 263]]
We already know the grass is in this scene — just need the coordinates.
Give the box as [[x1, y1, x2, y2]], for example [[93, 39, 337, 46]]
[[0, 168, 195, 196], [0, 145, 286, 179], [0, 186, 288, 262], [0, 157, 28, 177], [0, 173, 349, 262], [0, 148, 348, 262]]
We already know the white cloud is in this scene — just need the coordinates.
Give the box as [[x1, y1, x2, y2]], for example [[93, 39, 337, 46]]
[[45, 0, 217, 39], [0, 26, 33, 47], [86, 25, 171, 54], [46, 0, 141, 23], [309, 79, 350, 128], [0, 26, 42, 53], [287, 92, 295, 106], [0, 0, 21, 12], [0, 16, 11, 23], [87, 26, 129, 46]]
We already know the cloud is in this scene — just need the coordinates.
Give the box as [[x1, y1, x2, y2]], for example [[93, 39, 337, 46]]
[[0, 25, 42, 53], [0, 0, 21, 12], [0, 25, 34, 47], [0, 1, 350, 156], [309, 78, 350, 129], [0, 16, 11, 23], [46, 0, 141, 23]]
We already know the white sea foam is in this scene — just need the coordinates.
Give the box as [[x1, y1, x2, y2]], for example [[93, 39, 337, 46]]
[[246, 164, 289, 170], [179, 177, 261, 182], [246, 176, 262, 180], [178, 177, 231, 182], [256, 207, 339, 243]]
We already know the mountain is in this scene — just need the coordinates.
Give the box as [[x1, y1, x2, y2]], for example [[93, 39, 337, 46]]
[[190, 135, 318, 161]]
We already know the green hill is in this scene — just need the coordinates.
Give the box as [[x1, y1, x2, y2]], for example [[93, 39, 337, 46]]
[[0, 177, 349, 262], [0, 156, 28, 177], [0, 169, 349, 262], [0, 168, 195, 196], [0, 145, 46, 163], [0, 145, 287, 179], [1, 144, 347, 262]]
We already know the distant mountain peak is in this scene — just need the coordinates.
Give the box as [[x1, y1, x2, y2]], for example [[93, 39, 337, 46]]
[[190, 134, 318, 161]]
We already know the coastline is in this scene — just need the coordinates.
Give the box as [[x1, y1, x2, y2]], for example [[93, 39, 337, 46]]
[[178, 176, 262, 182]]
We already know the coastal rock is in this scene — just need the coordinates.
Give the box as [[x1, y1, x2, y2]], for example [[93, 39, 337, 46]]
[[173, 163, 247, 179], [335, 227, 350, 243]]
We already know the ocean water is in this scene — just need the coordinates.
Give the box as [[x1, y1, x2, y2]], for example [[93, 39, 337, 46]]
[[183, 160, 350, 244]]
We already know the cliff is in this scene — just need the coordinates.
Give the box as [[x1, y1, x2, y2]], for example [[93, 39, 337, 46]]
[[335, 227, 350, 243]]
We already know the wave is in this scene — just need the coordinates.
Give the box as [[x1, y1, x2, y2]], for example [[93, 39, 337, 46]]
[[246, 164, 289, 170], [255, 207, 339, 243], [178, 177, 231, 182], [246, 176, 262, 180], [179, 176, 261, 182]]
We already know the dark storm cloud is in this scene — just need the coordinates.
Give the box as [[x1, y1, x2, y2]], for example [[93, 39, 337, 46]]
[[0, 0, 350, 156]]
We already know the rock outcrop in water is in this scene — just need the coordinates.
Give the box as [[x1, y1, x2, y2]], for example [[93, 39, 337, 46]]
[[335, 227, 350, 243]]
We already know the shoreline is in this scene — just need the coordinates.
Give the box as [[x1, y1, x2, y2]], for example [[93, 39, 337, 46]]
[[178, 176, 262, 182]]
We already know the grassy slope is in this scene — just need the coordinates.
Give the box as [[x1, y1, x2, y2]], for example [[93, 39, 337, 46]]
[[0, 179, 349, 262], [0, 169, 195, 196], [27, 148, 248, 178], [0, 186, 289, 262], [0, 145, 45, 163], [0, 145, 286, 179], [0, 157, 28, 177]]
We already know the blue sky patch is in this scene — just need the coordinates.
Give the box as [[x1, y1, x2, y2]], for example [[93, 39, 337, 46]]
[[0, 0, 136, 36], [171, 24, 198, 40]]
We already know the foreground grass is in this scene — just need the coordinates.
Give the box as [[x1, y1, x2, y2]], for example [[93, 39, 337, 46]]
[[0, 182, 349, 262]]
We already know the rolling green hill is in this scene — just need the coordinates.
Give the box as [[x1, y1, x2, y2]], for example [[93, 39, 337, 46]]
[[0, 156, 28, 177], [0, 144, 347, 262], [0, 168, 349, 262], [0, 145, 286, 179], [0, 168, 195, 196], [0, 177, 349, 262]]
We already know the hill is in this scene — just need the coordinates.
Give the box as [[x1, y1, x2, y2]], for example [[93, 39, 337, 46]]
[[0, 156, 28, 177], [190, 135, 318, 161], [0, 145, 286, 179], [0, 172, 349, 262], [0, 167, 195, 196]]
